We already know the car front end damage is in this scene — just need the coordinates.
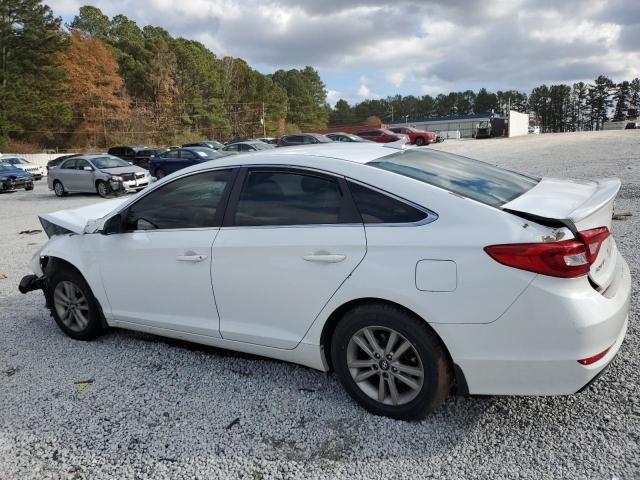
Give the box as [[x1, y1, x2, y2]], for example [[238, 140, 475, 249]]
[[0, 175, 34, 192]]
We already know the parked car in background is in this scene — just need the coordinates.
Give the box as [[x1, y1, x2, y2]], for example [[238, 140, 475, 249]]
[[107, 145, 148, 162], [276, 133, 333, 146], [46, 154, 81, 174], [326, 132, 372, 142], [48, 155, 152, 197], [0, 156, 45, 180], [132, 148, 170, 170], [256, 137, 278, 144], [355, 129, 409, 144], [182, 140, 225, 150], [149, 147, 226, 179], [528, 126, 541, 134], [0, 163, 34, 192], [222, 141, 275, 153], [388, 127, 437, 146], [624, 122, 639, 130], [21, 142, 630, 421]]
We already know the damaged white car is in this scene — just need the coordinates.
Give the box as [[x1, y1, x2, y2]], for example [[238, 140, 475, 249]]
[[20, 143, 631, 420]]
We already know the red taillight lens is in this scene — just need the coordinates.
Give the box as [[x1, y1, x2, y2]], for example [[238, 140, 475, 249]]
[[485, 240, 590, 278], [578, 227, 609, 263], [578, 345, 611, 365], [485, 227, 610, 278]]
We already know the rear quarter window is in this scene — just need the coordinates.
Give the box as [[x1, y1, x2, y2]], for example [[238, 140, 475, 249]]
[[371, 149, 539, 207]]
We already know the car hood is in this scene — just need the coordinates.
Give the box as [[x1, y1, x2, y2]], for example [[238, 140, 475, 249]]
[[39, 197, 130, 236], [0, 169, 31, 178], [99, 166, 147, 175]]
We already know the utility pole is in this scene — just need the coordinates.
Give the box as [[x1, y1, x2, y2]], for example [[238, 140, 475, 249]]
[[389, 105, 394, 121], [262, 101, 266, 137]]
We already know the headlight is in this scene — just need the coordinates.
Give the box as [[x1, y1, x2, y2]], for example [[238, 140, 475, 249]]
[[110, 176, 123, 182]]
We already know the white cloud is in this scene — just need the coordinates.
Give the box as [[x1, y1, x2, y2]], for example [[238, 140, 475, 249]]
[[48, 0, 640, 98]]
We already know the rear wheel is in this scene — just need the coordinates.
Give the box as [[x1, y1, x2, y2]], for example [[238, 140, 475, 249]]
[[48, 268, 103, 340], [25, 183, 34, 191], [155, 169, 166, 179], [331, 303, 452, 420], [415, 137, 425, 146], [53, 180, 66, 197]]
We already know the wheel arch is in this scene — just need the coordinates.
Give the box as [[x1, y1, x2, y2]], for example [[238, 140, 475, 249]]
[[319, 297, 468, 394], [42, 255, 108, 328]]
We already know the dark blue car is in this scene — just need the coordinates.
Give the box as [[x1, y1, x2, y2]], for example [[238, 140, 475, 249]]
[[0, 163, 34, 192], [148, 147, 226, 179]]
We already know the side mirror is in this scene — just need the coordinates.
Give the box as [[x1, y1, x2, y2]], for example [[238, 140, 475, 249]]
[[100, 213, 124, 235], [83, 166, 93, 171]]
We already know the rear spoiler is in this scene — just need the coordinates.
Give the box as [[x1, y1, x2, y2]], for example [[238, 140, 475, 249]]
[[502, 177, 621, 223]]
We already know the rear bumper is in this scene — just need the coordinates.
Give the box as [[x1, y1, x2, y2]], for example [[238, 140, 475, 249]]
[[433, 252, 631, 395]]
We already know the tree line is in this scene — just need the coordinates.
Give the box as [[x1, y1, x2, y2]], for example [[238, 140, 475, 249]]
[[331, 77, 640, 132], [1, 0, 638, 151], [0, 1, 330, 150]]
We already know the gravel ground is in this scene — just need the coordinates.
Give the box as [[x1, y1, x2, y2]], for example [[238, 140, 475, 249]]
[[1, 130, 638, 479]]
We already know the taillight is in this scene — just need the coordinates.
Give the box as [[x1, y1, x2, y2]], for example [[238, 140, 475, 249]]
[[577, 345, 611, 365], [578, 227, 609, 263], [484, 227, 610, 278]]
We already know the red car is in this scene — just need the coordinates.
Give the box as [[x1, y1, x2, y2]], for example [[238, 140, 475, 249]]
[[388, 127, 437, 146], [355, 129, 409, 143]]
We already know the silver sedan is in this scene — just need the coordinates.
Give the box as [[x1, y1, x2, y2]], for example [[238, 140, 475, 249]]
[[48, 155, 153, 197]]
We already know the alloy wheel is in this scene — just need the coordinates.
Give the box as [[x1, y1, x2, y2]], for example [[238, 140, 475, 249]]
[[53, 281, 90, 332], [346, 326, 424, 406]]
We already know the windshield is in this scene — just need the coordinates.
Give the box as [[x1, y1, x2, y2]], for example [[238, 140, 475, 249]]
[[371, 149, 539, 207], [2, 157, 27, 165], [90, 156, 130, 169], [0, 164, 18, 172]]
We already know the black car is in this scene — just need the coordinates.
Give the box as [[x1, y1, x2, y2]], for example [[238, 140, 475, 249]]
[[276, 133, 333, 146], [46, 153, 81, 173], [132, 148, 170, 169], [182, 140, 225, 150], [221, 141, 275, 153], [107, 145, 148, 162]]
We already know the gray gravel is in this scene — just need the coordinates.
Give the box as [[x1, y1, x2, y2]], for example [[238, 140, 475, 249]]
[[1, 130, 639, 479]]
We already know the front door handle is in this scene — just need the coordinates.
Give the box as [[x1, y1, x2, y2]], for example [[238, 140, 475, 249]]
[[303, 254, 346, 263], [177, 253, 208, 262]]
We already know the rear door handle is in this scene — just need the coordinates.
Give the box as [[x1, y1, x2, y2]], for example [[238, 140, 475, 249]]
[[177, 253, 208, 262], [303, 254, 346, 263]]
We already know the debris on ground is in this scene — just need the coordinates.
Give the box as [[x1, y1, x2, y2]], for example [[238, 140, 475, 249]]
[[612, 212, 633, 220], [18, 229, 42, 235], [74, 379, 94, 391], [0, 274, 7, 279], [5, 367, 18, 376], [225, 417, 240, 430]]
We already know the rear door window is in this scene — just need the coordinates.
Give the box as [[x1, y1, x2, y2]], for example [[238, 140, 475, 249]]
[[348, 181, 428, 224], [371, 149, 539, 207]]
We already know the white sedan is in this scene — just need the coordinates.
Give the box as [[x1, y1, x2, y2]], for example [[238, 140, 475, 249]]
[[19, 142, 631, 420]]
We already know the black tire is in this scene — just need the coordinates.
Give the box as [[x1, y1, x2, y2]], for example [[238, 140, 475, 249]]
[[96, 180, 110, 198], [155, 169, 166, 179], [53, 180, 66, 197], [415, 137, 425, 147], [25, 183, 34, 191], [331, 303, 452, 420], [47, 267, 104, 341]]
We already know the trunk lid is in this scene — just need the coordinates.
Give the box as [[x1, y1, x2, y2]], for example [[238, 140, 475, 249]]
[[503, 177, 621, 289], [39, 197, 129, 236]]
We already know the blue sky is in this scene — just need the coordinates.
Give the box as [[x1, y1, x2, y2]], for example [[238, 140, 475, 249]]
[[49, 0, 640, 106]]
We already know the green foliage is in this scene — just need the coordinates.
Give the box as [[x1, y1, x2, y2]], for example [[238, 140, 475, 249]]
[[0, 0, 70, 143]]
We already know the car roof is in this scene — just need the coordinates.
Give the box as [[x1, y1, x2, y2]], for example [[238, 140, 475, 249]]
[[214, 142, 404, 166]]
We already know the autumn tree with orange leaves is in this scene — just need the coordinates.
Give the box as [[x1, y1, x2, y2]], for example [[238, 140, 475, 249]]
[[60, 31, 131, 148]]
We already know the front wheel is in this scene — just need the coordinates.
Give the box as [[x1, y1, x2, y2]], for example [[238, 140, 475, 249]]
[[415, 137, 425, 146], [331, 303, 452, 420], [96, 180, 110, 198], [155, 169, 166, 179], [47, 268, 104, 340]]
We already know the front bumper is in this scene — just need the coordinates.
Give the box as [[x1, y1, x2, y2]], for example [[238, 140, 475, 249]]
[[1, 177, 33, 191], [122, 176, 151, 192], [433, 252, 631, 395]]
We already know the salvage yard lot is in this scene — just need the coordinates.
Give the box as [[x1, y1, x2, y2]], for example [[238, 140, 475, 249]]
[[1, 130, 638, 479]]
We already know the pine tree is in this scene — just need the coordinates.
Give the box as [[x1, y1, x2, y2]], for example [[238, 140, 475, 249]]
[[0, 0, 69, 144], [613, 81, 630, 121]]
